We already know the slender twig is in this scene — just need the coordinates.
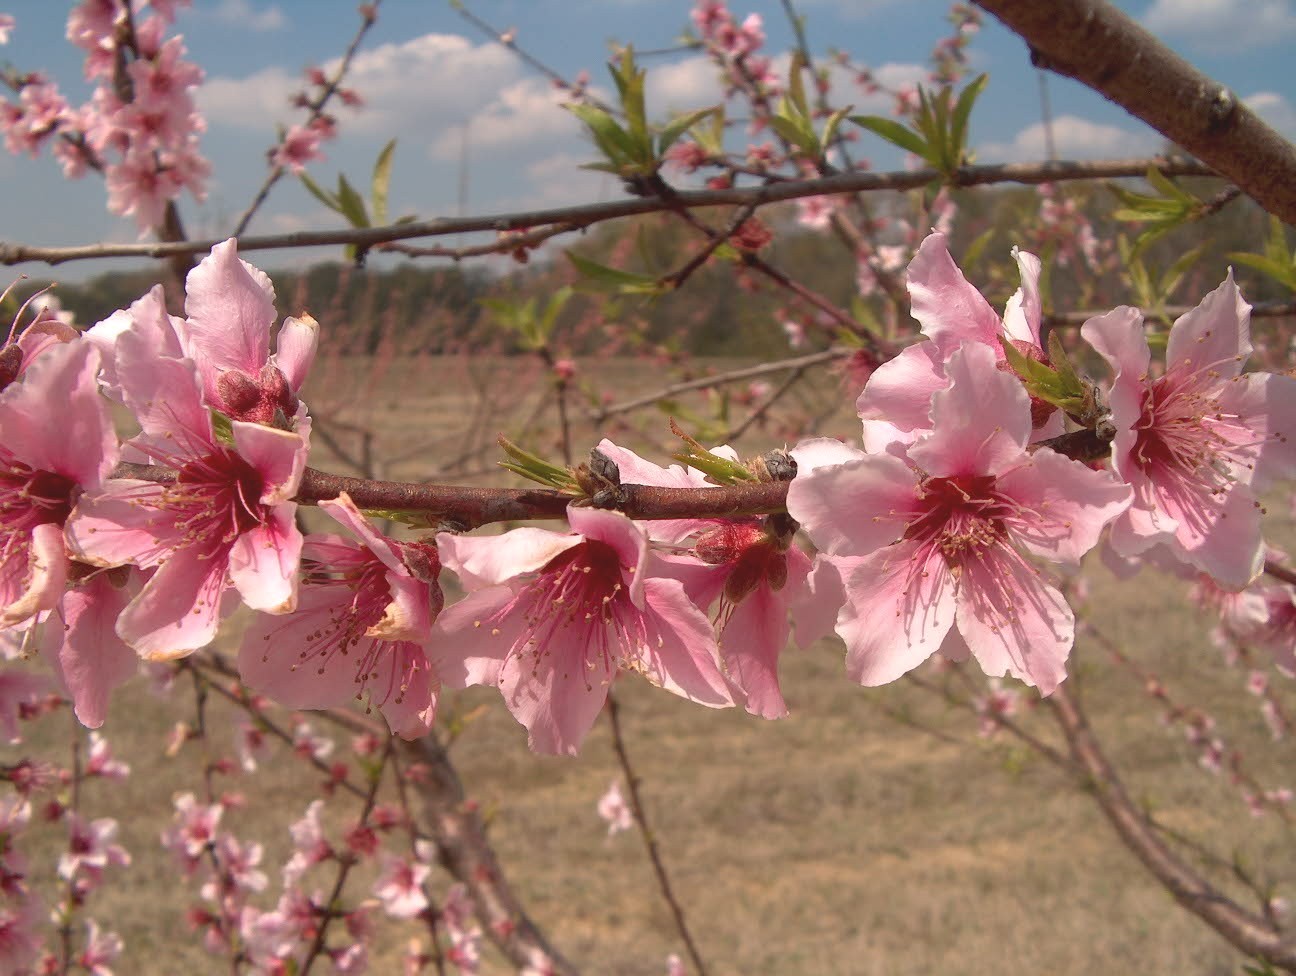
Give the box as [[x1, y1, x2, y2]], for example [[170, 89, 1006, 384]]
[[232, 1, 384, 237], [1046, 300, 1296, 327], [594, 348, 849, 421], [719, 365, 807, 442], [300, 739, 392, 976], [606, 691, 710, 976], [0, 158, 1217, 266]]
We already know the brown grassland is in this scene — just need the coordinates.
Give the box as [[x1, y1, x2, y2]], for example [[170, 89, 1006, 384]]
[[16, 353, 1295, 975]]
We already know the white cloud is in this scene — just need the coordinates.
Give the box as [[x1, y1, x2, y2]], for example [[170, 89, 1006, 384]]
[[429, 76, 578, 160], [199, 33, 522, 137], [645, 57, 725, 114], [1144, 0, 1296, 51], [978, 115, 1159, 162], [1246, 91, 1296, 140]]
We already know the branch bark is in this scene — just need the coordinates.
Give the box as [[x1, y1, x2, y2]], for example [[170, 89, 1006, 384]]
[[973, 0, 1296, 223], [1, 157, 1214, 266], [1048, 683, 1296, 972], [397, 734, 579, 976]]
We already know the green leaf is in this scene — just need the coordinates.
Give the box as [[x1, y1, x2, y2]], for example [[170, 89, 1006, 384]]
[[566, 251, 664, 294], [613, 47, 648, 146], [299, 171, 341, 213], [949, 74, 987, 165], [538, 285, 574, 340], [656, 106, 720, 158], [769, 111, 818, 156], [787, 52, 811, 119], [567, 103, 638, 167], [1144, 167, 1195, 204], [850, 115, 930, 161], [370, 139, 396, 226], [335, 174, 370, 228], [1228, 252, 1296, 291], [820, 105, 853, 155]]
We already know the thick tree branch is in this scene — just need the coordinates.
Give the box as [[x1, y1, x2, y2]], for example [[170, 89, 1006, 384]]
[[973, 0, 1296, 223], [1, 158, 1214, 266]]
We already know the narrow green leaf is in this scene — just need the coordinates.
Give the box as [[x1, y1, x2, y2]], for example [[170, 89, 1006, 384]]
[[370, 138, 396, 226], [787, 51, 810, 119], [949, 73, 987, 163], [567, 104, 637, 166], [769, 111, 818, 156], [538, 285, 574, 339], [850, 115, 930, 161], [1144, 167, 1195, 204], [1228, 253, 1296, 291], [657, 106, 720, 158], [335, 174, 370, 228], [820, 105, 853, 156], [566, 251, 663, 294], [299, 171, 341, 212]]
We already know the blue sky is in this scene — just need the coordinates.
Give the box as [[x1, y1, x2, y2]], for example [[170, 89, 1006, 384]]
[[2, 0, 1294, 283]]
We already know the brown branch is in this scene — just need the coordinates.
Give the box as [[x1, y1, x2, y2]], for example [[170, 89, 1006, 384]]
[[397, 733, 578, 976], [0, 157, 1215, 266], [593, 348, 850, 421], [111, 461, 792, 530], [1047, 682, 1296, 972], [1046, 300, 1296, 327], [973, 0, 1296, 223]]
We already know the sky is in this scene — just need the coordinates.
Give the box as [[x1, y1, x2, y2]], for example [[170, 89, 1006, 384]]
[[1, 0, 1294, 284]]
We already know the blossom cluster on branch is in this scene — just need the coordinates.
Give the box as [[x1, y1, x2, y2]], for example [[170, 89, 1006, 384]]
[[0, 230, 1292, 763]]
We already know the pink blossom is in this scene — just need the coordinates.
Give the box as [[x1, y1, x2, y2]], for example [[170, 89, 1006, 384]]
[[597, 780, 633, 836], [271, 123, 326, 174], [238, 493, 446, 739], [667, 954, 687, 976], [373, 855, 431, 920], [79, 919, 123, 976], [973, 678, 1020, 737], [0, 668, 47, 743], [788, 343, 1131, 692], [795, 195, 840, 230], [1083, 274, 1296, 588], [0, 15, 12, 45], [283, 799, 332, 885], [58, 814, 130, 882], [0, 899, 41, 975], [594, 439, 840, 718], [84, 732, 129, 779], [67, 245, 312, 659], [0, 339, 117, 631], [105, 150, 183, 232], [437, 507, 732, 755], [161, 793, 223, 869], [857, 232, 1061, 453]]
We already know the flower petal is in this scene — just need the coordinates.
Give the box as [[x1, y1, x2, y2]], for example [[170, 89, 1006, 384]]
[[183, 238, 276, 379], [908, 342, 1030, 478], [835, 544, 957, 685], [906, 232, 1001, 352], [786, 451, 918, 556], [1165, 270, 1250, 379]]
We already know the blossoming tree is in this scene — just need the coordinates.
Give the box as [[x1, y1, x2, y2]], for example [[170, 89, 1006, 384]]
[[2, 0, 1296, 973]]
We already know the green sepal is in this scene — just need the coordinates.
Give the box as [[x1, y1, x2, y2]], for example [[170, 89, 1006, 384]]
[[497, 437, 579, 492]]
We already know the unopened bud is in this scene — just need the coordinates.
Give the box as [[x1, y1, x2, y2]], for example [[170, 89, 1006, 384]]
[[216, 369, 261, 415], [750, 449, 796, 483], [0, 345, 22, 393]]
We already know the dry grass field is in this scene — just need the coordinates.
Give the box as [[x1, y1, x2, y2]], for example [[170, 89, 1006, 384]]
[[15, 354, 1296, 975]]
